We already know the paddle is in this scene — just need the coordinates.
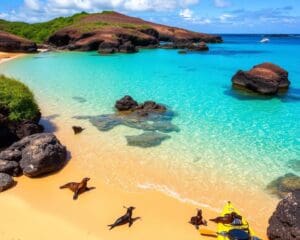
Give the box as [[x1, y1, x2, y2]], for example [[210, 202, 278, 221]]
[[199, 229, 218, 238]]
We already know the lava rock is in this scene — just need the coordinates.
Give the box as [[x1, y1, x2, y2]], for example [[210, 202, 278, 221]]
[[115, 95, 138, 111], [0, 160, 20, 176], [3, 133, 67, 177], [232, 62, 290, 94], [0, 173, 15, 192], [0, 31, 37, 53], [72, 126, 84, 134], [267, 190, 300, 240]]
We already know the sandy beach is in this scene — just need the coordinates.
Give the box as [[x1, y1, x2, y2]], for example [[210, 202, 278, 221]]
[[0, 52, 25, 65]]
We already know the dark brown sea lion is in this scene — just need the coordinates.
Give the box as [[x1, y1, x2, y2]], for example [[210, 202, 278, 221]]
[[108, 206, 140, 230], [210, 212, 242, 224], [189, 209, 207, 229], [59, 177, 94, 200]]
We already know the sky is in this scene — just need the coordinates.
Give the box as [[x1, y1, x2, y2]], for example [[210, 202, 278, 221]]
[[0, 0, 300, 33]]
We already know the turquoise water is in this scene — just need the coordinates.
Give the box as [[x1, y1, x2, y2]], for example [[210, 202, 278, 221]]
[[1, 35, 300, 204]]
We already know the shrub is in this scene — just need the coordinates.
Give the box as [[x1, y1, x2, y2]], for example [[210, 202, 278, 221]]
[[0, 75, 39, 121]]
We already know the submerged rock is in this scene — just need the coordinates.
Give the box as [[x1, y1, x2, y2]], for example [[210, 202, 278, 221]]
[[0, 173, 15, 192], [2, 133, 67, 177], [232, 62, 290, 94], [267, 190, 300, 240], [266, 173, 300, 198], [126, 132, 171, 148]]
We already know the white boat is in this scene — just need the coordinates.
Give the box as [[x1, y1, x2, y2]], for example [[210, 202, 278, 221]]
[[260, 37, 270, 43]]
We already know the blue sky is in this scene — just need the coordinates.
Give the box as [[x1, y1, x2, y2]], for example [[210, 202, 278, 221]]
[[0, 0, 300, 33]]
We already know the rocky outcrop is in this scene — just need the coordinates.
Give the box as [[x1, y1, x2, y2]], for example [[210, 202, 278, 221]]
[[232, 62, 290, 94], [0, 173, 15, 192], [163, 41, 209, 51], [0, 31, 37, 53], [115, 95, 138, 111], [0, 160, 20, 176], [0, 107, 43, 148], [47, 12, 222, 54], [0, 133, 67, 177], [267, 190, 300, 240], [266, 173, 300, 198]]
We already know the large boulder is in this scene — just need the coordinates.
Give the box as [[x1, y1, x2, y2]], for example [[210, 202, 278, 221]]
[[267, 190, 300, 240], [0, 173, 15, 192], [1, 133, 67, 177], [232, 62, 290, 94], [0, 31, 37, 53]]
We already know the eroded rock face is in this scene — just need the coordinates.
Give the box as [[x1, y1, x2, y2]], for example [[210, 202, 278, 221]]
[[0, 173, 15, 192], [0, 160, 20, 176], [266, 173, 300, 198], [1, 133, 67, 177], [232, 62, 290, 94], [267, 190, 300, 240], [0, 31, 37, 53]]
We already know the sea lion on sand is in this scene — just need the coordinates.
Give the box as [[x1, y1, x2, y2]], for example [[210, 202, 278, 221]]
[[108, 206, 140, 230], [210, 212, 242, 225], [189, 209, 207, 229], [60, 177, 94, 200]]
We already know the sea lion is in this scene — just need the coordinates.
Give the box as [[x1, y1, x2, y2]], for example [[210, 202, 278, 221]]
[[189, 209, 207, 229], [108, 206, 140, 230], [72, 126, 84, 135], [59, 177, 94, 200], [210, 212, 242, 224]]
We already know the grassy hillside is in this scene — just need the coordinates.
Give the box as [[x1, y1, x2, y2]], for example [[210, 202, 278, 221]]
[[0, 12, 88, 43], [0, 75, 39, 121]]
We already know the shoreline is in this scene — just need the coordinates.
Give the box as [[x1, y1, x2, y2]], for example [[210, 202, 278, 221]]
[[0, 51, 26, 65]]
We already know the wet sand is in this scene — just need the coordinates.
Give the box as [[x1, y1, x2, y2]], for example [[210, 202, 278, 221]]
[[0, 52, 25, 64]]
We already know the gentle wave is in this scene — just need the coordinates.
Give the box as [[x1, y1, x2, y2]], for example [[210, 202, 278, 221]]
[[137, 182, 221, 212]]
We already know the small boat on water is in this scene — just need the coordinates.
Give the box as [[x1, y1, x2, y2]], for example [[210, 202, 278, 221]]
[[200, 202, 261, 240], [260, 37, 270, 43]]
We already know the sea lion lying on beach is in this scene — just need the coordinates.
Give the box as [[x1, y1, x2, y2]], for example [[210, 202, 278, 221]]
[[189, 209, 207, 229], [60, 177, 94, 200], [210, 212, 242, 225], [108, 206, 140, 230]]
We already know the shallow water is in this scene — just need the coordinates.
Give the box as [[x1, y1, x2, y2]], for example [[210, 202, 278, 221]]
[[1, 35, 300, 212]]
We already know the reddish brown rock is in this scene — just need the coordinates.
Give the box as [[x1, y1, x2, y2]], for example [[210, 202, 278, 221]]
[[0, 31, 37, 53], [232, 62, 290, 94], [47, 11, 222, 53]]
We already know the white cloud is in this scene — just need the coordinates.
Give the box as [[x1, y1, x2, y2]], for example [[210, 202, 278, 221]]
[[179, 8, 193, 19], [213, 0, 231, 8], [24, 0, 41, 11], [219, 13, 233, 22]]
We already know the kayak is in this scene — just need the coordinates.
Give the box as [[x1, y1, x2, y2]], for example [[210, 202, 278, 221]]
[[216, 201, 260, 240]]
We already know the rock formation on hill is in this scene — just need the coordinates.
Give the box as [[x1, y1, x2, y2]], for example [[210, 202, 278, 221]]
[[0, 31, 37, 53]]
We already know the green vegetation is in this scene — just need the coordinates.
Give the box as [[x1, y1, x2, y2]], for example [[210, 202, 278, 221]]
[[0, 12, 88, 43], [0, 75, 39, 121]]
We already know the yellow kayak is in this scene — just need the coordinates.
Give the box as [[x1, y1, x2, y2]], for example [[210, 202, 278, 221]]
[[216, 201, 260, 240]]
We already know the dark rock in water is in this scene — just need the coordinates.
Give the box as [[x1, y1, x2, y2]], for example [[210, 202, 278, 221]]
[[98, 40, 119, 54], [135, 101, 167, 116], [267, 190, 300, 240], [126, 132, 171, 148], [72, 96, 87, 103], [178, 50, 187, 54], [115, 95, 138, 111], [188, 41, 209, 51], [266, 173, 300, 198], [0, 160, 20, 176], [72, 126, 84, 134], [2, 133, 67, 177], [232, 62, 290, 95], [288, 159, 300, 173], [0, 173, 15, 192]]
